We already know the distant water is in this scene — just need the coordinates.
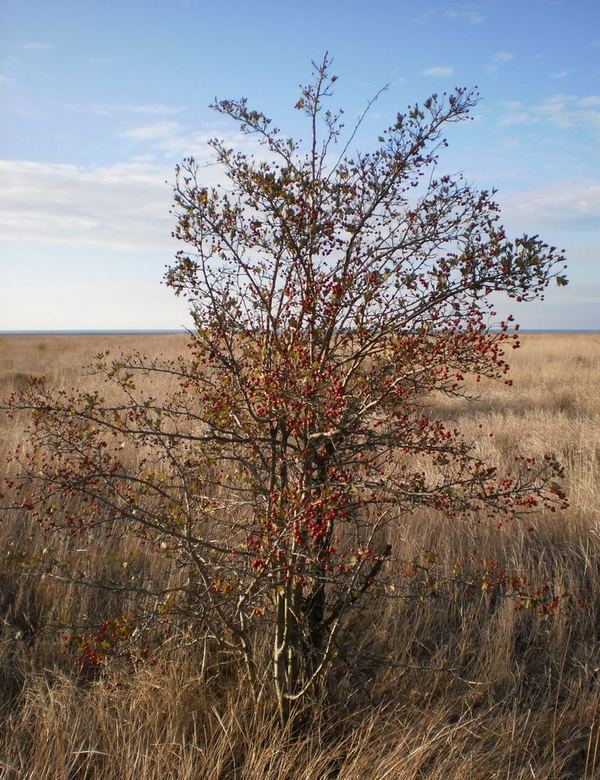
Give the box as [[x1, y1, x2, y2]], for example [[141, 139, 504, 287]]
[[515, 329, 600, 334]]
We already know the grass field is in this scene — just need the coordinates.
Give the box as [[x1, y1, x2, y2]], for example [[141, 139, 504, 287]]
[[1, 333, 599, 779]]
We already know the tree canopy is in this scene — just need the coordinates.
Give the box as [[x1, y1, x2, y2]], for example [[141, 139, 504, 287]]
[[5, 54, 567, 725]]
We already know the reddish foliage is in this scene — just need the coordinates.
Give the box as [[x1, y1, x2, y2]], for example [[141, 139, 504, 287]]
[[2, 55, 569, 719]]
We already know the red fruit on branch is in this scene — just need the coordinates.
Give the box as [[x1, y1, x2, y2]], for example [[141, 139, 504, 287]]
[[2, 53, 568, 728]]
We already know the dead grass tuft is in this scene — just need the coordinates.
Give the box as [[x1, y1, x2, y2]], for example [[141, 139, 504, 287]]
[[1, 333, 599, 778]]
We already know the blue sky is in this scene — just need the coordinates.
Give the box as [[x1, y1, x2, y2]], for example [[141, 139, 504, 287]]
[[1, 0, 599, 329]]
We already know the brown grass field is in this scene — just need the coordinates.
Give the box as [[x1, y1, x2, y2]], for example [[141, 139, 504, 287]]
[[0, 333, 599, 779]]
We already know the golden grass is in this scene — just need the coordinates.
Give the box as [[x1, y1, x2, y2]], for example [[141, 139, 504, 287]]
[[1, 333, 599, 779]]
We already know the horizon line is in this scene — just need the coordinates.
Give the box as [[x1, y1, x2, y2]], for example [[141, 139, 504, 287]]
[[1, 328, 599, 336]]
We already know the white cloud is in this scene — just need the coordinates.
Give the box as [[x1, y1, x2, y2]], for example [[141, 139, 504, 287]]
[[501, 179, 600, 233], [500, 100, 522, 111], [118, 119, 265, 161], [485, 51, 515, 75], [0, 128, 260, 254], [444, 6, 485, 24], [120, 121, 183, 141], [421, 66, 454, 77], [62, 101, 184, 117], [552, 69, 571, 79], [0, 74, 16, 86], [499, 95, 600, 131], [21, 41, 53, 50], [116, 103, 183, 116], [418, 6, 485, 24], [0, 158, 175, 253]]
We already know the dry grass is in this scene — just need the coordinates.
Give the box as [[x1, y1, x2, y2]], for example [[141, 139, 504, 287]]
[[1, 333, 599, 779]]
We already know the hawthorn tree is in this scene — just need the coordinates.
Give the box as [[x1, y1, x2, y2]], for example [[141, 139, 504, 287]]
[[5, 55, 567, 725]]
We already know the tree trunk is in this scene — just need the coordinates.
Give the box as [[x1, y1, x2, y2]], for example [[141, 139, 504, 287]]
[[274, 580, 303, 727]]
